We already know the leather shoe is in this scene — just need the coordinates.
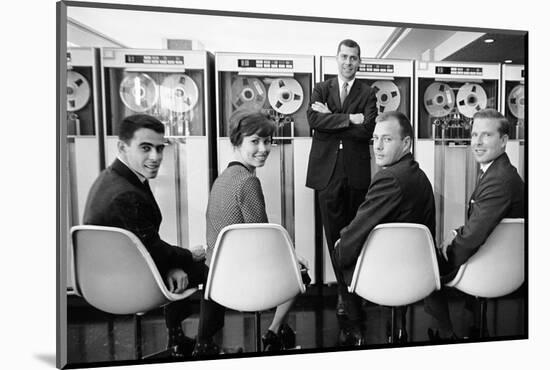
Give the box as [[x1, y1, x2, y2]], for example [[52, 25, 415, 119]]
[[167, 327, 195, 357], [278, 323, 296, 349], [338, 327, 365, 346], [192, 338, 220, 357], [262, 330, 283, 352], [427, 328, 458, 343]]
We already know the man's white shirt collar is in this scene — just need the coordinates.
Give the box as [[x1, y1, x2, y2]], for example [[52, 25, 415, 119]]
[[480, 160, 494, 174], [338, 77, 355, 92]]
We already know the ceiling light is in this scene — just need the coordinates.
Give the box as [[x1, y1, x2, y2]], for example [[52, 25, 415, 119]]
[[484, 38, 495, 44], [504, 60, 513, 63]]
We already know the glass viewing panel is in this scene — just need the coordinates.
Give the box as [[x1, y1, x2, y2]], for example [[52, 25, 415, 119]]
[[417, 78, 498, 140], [218, 72, 312, 138], [104, 68, 205, 136], [504, 81, 525, 140], [67, 66, 95, 136]]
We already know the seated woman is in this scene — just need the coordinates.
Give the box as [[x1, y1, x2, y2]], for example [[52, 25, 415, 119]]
[[194, 111, 309, 354]]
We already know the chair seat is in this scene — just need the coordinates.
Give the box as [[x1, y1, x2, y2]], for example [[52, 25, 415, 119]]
[[349, 223, 441, 307]]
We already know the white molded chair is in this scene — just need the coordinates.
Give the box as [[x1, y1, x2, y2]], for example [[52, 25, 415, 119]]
[[204, 223, 307, 351], [348, 223, 441, 343], [445, 218, 525, 337], [70, 225, 198, 359]]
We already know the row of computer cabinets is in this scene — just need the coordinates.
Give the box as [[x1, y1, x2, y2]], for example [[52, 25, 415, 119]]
[[65, 47, 525, 288]]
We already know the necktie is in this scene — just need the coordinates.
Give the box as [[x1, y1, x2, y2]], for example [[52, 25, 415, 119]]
[[476, 169, 484, 186], [340, 81, 348, 107], [143, 180, 154, 197]]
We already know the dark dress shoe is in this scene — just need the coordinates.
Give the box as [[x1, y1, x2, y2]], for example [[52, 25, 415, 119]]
[[262, 330, 283, 351], [278, 323, 296, 349], [167, 327, 195, 357], [192, 339, 220, 357], [338, 328, 365, 347], [427, 328, 458, 343], [388, 328, 408, 344]]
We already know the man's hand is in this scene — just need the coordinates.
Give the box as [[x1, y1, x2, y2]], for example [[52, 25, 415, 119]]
[[349, 113, 365, 125], [191, 244, 207, 262], [166, 268, 189, 294], [311, 101, 332, 114], [296, 253, 309, 270], [438, 230, 457, 261]]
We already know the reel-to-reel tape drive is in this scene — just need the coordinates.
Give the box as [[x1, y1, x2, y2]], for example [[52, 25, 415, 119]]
[[422, 81, 491, 139], [66, 49, 98, 136], [103, 51, 208, 138], [118, 72, 200, 116], [502, 64, 525, 140], [417, 63, 500, 141], [217, 54, 313, 138], [229, 75, 306, 119]]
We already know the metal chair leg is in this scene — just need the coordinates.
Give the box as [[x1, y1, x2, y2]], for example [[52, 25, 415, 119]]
[[480, 298, 488, 338], [390, 307, 396, 344], [107, 317, 115, 360], [255, 312, 262, 352], [135, 314, 143, 359]]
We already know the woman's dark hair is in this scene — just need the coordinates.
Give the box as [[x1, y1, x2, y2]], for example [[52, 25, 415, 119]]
[[229, 111, 277, 147]]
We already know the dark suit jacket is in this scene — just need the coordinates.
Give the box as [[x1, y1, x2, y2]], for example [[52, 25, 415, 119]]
[[334, 153, 436, 284], [306, 77, 378, 190], [442, 152, 525, 281], [83, 158, 196, 278]]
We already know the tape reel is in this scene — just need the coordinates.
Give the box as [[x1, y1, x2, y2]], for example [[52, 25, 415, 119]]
[[119, 73, 159, 112], [372, 80, 401, 114], [268, 78, 304, 115], [67, 71, 91, 112], [424, 82, 455, 117], [231, 76, 267, 111], [159, 74, 199, 113], [456, 83, 488, 118], [507, 84, 525, 119]]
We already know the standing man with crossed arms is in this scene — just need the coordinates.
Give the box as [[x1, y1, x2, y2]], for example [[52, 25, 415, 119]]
[[306, 39, 378, 345]]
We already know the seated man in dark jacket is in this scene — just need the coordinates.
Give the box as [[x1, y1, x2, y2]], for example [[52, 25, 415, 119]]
[[83, 114, 207, 357], [425, 108, 525, 340], [334, 111, 436, 342]]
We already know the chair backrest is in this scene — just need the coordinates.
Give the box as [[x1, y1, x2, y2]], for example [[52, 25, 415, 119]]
[[204, 223, 306, 312], [446, 218, 524, 298], [70, 225, 187, 315], [349, 223, 440, 307]]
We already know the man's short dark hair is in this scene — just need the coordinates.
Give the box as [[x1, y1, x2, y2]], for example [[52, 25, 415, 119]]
[[472, 108, 510, 137], [376, 111, 414, 140], [228, 111, 277, 147], [119, 114, 165, 143], [337, 39, 361, 59]]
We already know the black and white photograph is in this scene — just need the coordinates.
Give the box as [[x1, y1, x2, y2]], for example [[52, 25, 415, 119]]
[[5, 0, 548, 369]]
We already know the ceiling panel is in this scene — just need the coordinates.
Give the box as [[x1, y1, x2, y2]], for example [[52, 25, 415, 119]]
[[444, 32, 526, 64], [67, 6, 395, 57]]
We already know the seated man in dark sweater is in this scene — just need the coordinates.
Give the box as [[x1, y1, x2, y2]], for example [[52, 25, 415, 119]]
[[83, 114, 207, 357]]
